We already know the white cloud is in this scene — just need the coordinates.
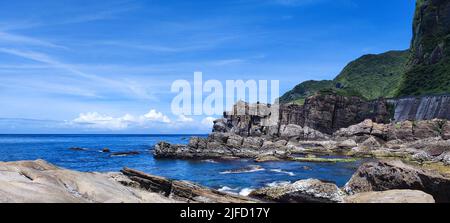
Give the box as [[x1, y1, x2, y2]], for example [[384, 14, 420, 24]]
[[73, 112, 130, 130], [72, 109, 172, 130], [143, 109, 171, 123], [201, 117, 217, 128]]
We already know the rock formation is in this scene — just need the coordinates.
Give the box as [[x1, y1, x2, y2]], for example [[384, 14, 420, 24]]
[[0, 160, 255, 203], [0, 160, 173, 203], [343, 189, 435, 203], [344, 160, 450, 203], [249, 179, 345, 203]]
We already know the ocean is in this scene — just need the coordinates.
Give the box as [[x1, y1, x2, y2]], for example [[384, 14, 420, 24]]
[[0, 134, 364, 195]]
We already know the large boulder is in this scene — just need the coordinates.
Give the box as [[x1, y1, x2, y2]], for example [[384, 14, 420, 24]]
[[344, 160, 450, 203], [0, 160, 173, 203], [280, 124, 304, 139], [344, 190, 435, 203], [249, 179, 345, 203]]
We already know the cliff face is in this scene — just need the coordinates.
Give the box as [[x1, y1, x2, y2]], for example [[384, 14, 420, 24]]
[[397, 0, 450, 96], [388, 94, 450, 121], [214, 93, 390, 136]]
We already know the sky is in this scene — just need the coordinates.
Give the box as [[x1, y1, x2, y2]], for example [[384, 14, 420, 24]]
[[0, 0, 416, 134]]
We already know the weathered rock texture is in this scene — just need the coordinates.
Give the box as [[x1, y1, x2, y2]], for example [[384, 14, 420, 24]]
[[120, 168, 257, 203], [215, 95, 390, 137], [0, 160, 173, 203], [249, 179, 345, 203], [344, 189, 435, 203], [344, 160, 450, 203], [388, 95, 450, 122]]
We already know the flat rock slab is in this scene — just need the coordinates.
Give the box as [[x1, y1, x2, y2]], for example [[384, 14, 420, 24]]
[[344, 190, 435, 203], [0, 160, 175, 203]]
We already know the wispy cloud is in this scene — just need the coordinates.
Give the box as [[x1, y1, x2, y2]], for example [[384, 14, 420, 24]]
[[0, 48, 155, 100], [0, 31, 67, 49]]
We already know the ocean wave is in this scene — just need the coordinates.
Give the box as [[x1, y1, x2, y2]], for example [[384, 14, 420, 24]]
[[202, 159, 219, 163], [265, 181, 291, 187], [269, 169, 295, 176], [238, 188, 254, 196], [218, 186, 254, 197], [220, 165, 265, 174]]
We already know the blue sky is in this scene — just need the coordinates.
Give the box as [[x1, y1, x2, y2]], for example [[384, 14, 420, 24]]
[[0, 0, 416, 134]]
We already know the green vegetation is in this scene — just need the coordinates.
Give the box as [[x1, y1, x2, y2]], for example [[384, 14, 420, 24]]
[[279, 80, 334, 103], [334, 50, 409, 99], [281, 0, 450, 104], [280, 50, 409, 103], [289, 157, 358, 163], [396, 0, 450, 96]]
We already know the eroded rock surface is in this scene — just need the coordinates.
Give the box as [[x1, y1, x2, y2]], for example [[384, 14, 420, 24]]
[[344, 160, 450, 203]]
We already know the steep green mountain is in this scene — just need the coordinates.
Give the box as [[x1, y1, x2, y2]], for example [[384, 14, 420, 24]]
[[281, 0, 450, 104], [279, 80, 334, 104], [397, 0, 450, 96], [334, 50, 410, 100], [280, 50, 409, 103]]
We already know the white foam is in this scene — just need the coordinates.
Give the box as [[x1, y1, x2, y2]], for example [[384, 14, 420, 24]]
[[238, 188, 254, 196], [265, 181, 291, 187], [270, 169, 295, 176], [220, 165, 265, 174]]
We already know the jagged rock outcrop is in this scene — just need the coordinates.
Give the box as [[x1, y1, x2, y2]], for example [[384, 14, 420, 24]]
[[120, 168, 257, 203], [215, 95, 390, 137], [0, 160, 174, 203], [249, 179, 345, 203], [344, 160, 450, 203], [344, 189, 435, 203]]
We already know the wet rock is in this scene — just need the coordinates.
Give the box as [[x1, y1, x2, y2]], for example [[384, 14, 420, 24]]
[[249, 179, 345, 203], [344, 160, 450, 203], [69, 147, 88, 151], [110, 151, 140, 157], [102, 148, 111, 153], [254, 155, 282, 163], [344, 190, 435, 203], [121, 168, 257, 203]]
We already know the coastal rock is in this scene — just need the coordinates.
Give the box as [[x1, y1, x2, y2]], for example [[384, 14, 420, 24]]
[[110, 151, 140, 157], [242, 137, 264, 149], [280, 124, 303, 139], [226, 135, 244, 148], [0, 160, 173, 203], [249, 179, 345, 203], [344, 190, 435, 203], [443, 121, 450, 140], [344, 160, 450, 203], [121, 168, 257, 203]]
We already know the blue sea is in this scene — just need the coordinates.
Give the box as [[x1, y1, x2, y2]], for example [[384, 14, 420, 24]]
[[0, 134, 365, 194]]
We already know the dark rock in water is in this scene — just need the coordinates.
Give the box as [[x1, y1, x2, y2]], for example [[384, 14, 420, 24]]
[[249, 179, 345, 203], [120, 168, 257, 203], [69, 147, 88, 151], [102, 148, 111, 153], [110, 151, 140, 157], [344, 160, 450, 203]]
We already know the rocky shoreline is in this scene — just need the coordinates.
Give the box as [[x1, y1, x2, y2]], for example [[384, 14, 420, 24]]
[[151, 99, 450, 203], [1, 159, 448, 203], [155, 118, 450, 166]]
